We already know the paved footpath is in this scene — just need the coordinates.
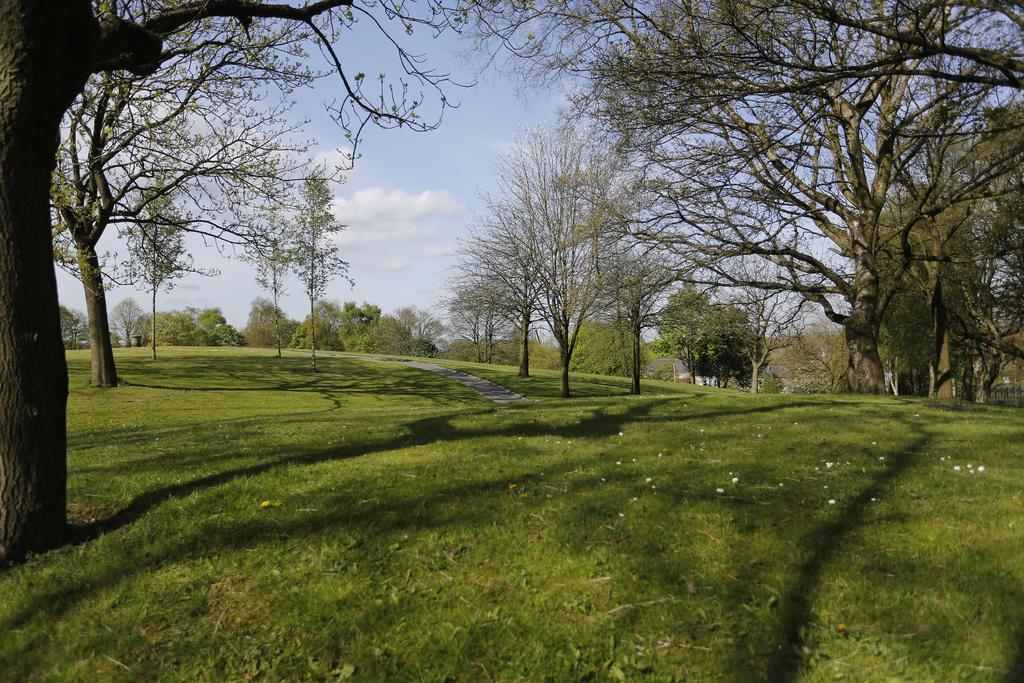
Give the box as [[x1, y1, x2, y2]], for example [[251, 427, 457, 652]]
[[368, 358, 525, 404]]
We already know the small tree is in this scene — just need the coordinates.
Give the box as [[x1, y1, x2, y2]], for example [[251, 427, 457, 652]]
[[59, 306, 88, 350], [339, 302, 382, 353], [601, 243, 676, 394], [246, 211, 293, 357], [729, 289, 802, 394], [245, 298, 297, 350], [126, 190, 211, 359], [111, 298, 147, 347], [290, 171, 349, 373], [444, 275, 510, 364]]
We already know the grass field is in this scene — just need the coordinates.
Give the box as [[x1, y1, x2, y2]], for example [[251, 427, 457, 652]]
[[2, 347, 1023, 681]]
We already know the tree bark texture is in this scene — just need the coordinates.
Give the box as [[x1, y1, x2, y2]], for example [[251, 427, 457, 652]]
[[559, 345, 570, 399], [76, 239, 118, 386], [844, 245, 885, 393], [518, 312, 530, 378], [0, 0, 97, 564], [929, 272, 953, 399]]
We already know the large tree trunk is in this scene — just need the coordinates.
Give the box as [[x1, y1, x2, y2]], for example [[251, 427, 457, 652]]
[[518, 312, 530, 378], [75, 239, 118, 387], [977, 352, 1002, 404], [928, 272, 953, 399], [0, 1, 97, 564], [559, 344, 570, 399], [844, 248, 885, 393]]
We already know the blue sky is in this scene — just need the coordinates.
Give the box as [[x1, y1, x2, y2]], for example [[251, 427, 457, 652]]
[[55, 20, 566, 329]]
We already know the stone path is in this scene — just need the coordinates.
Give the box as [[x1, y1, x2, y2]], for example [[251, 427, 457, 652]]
[[366, 357, 525, 403]]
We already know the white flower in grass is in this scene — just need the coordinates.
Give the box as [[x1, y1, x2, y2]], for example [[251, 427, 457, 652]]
[[978, 466, 985, 473], [779, 483, 784, 487], [716, 488, 725, 494], [871, 441, 877, 446], [619, 513, 625, 518], [954, 465, 961, 472], [828, 499, 836, 505], [878, 456, 885, 462], [967, 463, 973, 469], [618, 432, 624, 437], [645, 477, 653, 483], [826, 462, 834, 469], [616, 461, 622, 465], [731, 477, 739, 484]]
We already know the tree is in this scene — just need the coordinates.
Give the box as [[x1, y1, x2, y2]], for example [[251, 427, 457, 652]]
[[601, 242, 676, 394], [949, 191, 1024, 402], [728, 289, 802, 394], [290, 171, 349, 372], [444, 275, 510, 364], [289, 300, 346, 352], [570, 321, 640, 378], [246, 212, 294, 357], [50, 8, 308, 388], [780, 321, 850, 394], [156, 309, 206, 347], [654, 287, 748, 388], [245, 298, 297, 350], [1, 0, 461, 564], [111, 298, 147, 347], [503, 122, 620, 398], [371, 307, 445, 357], [126, 190, 211, 360], [475, 0, 1017, 394], [458, 174, 544, 378], [338, 301, 381, 353], [59, 307, 89, 350]]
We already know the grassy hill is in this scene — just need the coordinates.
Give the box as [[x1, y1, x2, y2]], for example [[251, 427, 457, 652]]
[[2, 347, 1022, 681]]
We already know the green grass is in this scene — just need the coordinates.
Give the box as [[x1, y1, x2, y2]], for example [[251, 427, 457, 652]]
[[2, 347, 1023, 681]]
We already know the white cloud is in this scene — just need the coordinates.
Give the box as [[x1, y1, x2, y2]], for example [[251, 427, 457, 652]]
[[332, 187, 464, 252], [334, 188, 463, 225], [366, 259, 409, 273], [420, 243, 458, 257]]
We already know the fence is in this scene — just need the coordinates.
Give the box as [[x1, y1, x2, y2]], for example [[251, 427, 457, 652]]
[[991, 383, 1024, 408]]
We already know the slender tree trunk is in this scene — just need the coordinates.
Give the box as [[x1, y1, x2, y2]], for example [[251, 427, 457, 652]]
[[75, 239, 118, 387], [929, 272, 954, 399], [961, 354, 975, 402], [844, 247, 885, 393], [273, 289, 281, 358], [750, 360, 761, 394], [310, 296, 317, 373], [631, 319, 641, 395], [0, 1, 97, 564], [518, 312, 530, 378], [559, 343, 571, 399], [151, 286, 157, 360]]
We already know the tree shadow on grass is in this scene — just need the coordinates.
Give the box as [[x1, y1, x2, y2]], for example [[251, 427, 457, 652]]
[[1, 398, 817, 647], [753, 416, 932, 682]]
